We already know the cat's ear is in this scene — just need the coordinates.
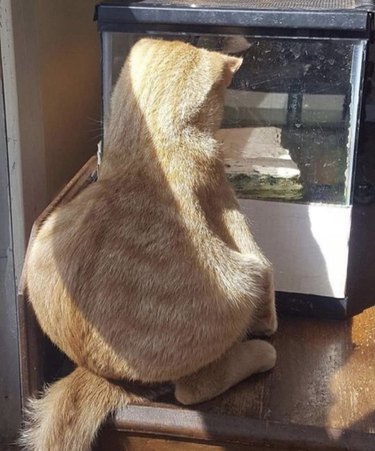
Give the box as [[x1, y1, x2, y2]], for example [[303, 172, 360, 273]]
[[222, 56, 243, 87]]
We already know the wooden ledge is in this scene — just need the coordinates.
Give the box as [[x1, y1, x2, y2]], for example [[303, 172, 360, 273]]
[[98, 309, 375, 450], [105, 404, 375, 451]]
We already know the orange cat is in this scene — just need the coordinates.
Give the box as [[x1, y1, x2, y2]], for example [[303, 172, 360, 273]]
[[21, 38, 277, 451]]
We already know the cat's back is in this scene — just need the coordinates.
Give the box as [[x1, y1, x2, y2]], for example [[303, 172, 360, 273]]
[[26, 166, 188, 306]]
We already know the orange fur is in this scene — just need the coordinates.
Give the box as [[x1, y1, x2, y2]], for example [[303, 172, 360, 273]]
[[21, 38, 277, 450]]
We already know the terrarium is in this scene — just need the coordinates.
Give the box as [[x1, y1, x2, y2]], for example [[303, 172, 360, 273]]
[[96, 0, 374, 318]]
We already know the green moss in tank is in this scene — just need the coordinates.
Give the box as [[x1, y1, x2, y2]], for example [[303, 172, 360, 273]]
[[227, 173, 304, 201]]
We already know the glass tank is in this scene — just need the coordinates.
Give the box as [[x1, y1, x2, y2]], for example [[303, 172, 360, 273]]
[[96, 1, 375, 316], [102, 32, 365, 206]]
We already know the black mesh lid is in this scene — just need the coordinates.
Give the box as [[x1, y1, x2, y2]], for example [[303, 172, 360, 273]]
[[96, 0, 374, 37], [99, 0, 375, 10]]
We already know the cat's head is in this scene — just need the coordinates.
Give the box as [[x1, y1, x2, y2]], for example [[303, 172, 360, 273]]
[[113, 38, 242, 142]]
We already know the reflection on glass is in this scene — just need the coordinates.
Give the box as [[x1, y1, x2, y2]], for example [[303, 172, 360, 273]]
[[103, 33, 365, 205]]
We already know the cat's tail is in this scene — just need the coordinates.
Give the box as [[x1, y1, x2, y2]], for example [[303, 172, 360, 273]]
[[19, 367, 141, 451]]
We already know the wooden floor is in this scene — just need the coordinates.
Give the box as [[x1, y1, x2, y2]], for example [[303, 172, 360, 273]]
[[96, 307, 375, 450]]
